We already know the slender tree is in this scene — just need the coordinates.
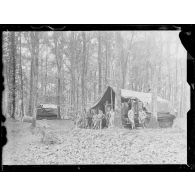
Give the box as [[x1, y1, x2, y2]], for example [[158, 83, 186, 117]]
[[148, 33, 159, 128], [28, 32, 34, 116], [98, 32, 102, 95], [114, 32, 123, 127], [10, 32, 16, 119], [81, 32, 87, 110], [44, 53, 48, 101], [30, 32, 39, 127], [53, 32, 63, 119], [19, 32, 24, 117]]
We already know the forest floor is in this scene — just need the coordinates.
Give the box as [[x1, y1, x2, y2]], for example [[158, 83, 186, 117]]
[[2, 118, 187, 165]]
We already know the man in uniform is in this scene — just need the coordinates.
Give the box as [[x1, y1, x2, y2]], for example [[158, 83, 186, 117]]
[[97, 109, 104, 129], [109, 108, 115, 128], [105, 106, 111, 127], [138, 107, 147, 128], [128, 106, 135, 129]]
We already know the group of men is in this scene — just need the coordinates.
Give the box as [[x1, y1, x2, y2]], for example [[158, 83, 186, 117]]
[[74, 107, 115, 130], [74, 99, 147, 130], [126, 101, 147, 129]]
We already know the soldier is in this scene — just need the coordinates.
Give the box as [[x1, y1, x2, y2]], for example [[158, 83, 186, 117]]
[[104, 101, 109, 114], [74, 111, 82, 129], [105, 106, 111, 127], [92, 110, 98, 129], [82, 109, 88, 128], [138, 107, 147, 128], [128, 106, 135, 129], [109, 108, 115, 128], [86, 109, 93, 129], [97, 109, 104, 129]]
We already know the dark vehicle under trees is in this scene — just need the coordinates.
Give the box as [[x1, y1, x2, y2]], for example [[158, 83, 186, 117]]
[[36, 104, 58, 120]]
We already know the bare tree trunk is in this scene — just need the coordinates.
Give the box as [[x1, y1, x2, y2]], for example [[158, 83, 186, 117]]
[[121, 54, 128, 89], [56, 54, 61, 119], [148, 62, 159, 128], [76, 77, 79, 111], [3, 33, 10, 118], [121, 32, 134, 89], [19, 32, 24, 117], [56, 66, 61, 119], [93, 71, 97, 102], [4, 33, 12, 117], [7, 46, 12, 117], [53, 32, 62, 119], [44, 54, 48, 102], [69, 32, 78, 111], [56, 60, 61, 119], [10, 32, 16, 119], [174, 43, 179, 112], [114, 32, 123, 128], [3, 63, 8, 117], [114, 85, 122, 128], [104, 34, 108, 88], [81, 32, 87, 110], [28, 57, 33, 116], [151, 68, 158, 119], [31, 32, 39, 127], [71, 72, 75, 109], [98, 32, 102, 95]]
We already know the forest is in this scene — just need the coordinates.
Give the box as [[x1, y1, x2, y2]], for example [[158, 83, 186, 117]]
[[2, 30, 189, 165], [3, 31, 189, 125]]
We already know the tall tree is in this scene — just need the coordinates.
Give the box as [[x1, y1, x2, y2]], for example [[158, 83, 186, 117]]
[[98, 32, 102, 95], [10, 32, 16, 119], [81, 32, 88, 110], [69, 32, 77, 111], [120, 32, 135, 89], [148, 33, 161, 128], [30, 32, 39, 127], [114, 32, 123, 128], [149, 62, 159, 128], [44, 52, 48, 101], [28, 32, 34, 116], [3, 31, 190, 127], [19, 32, 24, 117], [53, 32, 63, 119], [3, 32, 11, 117]]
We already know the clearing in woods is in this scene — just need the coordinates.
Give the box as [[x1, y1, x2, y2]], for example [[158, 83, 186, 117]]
[[2, 118, 187, 165]]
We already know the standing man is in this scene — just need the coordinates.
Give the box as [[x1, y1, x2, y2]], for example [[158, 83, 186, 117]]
[[106, 106, 111, 127], [75, 111, 82, 129], [87, 109, 93, 128], [128, 106, 135, 129], [82, 109, 87, 128], [109, 108, 115, 128], [104, 101, 109, 113], [92, 109, 98, 129], [97, 109, 104, 129], [138, 107, 147, 128]]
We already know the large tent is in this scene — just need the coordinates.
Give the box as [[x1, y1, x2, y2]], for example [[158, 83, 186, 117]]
[[90, 86, 175, 115]]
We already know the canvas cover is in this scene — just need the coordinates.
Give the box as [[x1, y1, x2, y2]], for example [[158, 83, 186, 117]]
[[121, 88, 175, 114], [39, 104, 58, 109], [90, 86, 175, 115]]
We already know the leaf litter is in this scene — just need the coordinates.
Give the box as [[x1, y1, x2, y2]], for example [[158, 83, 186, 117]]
[[3, 119, 187, 165]]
